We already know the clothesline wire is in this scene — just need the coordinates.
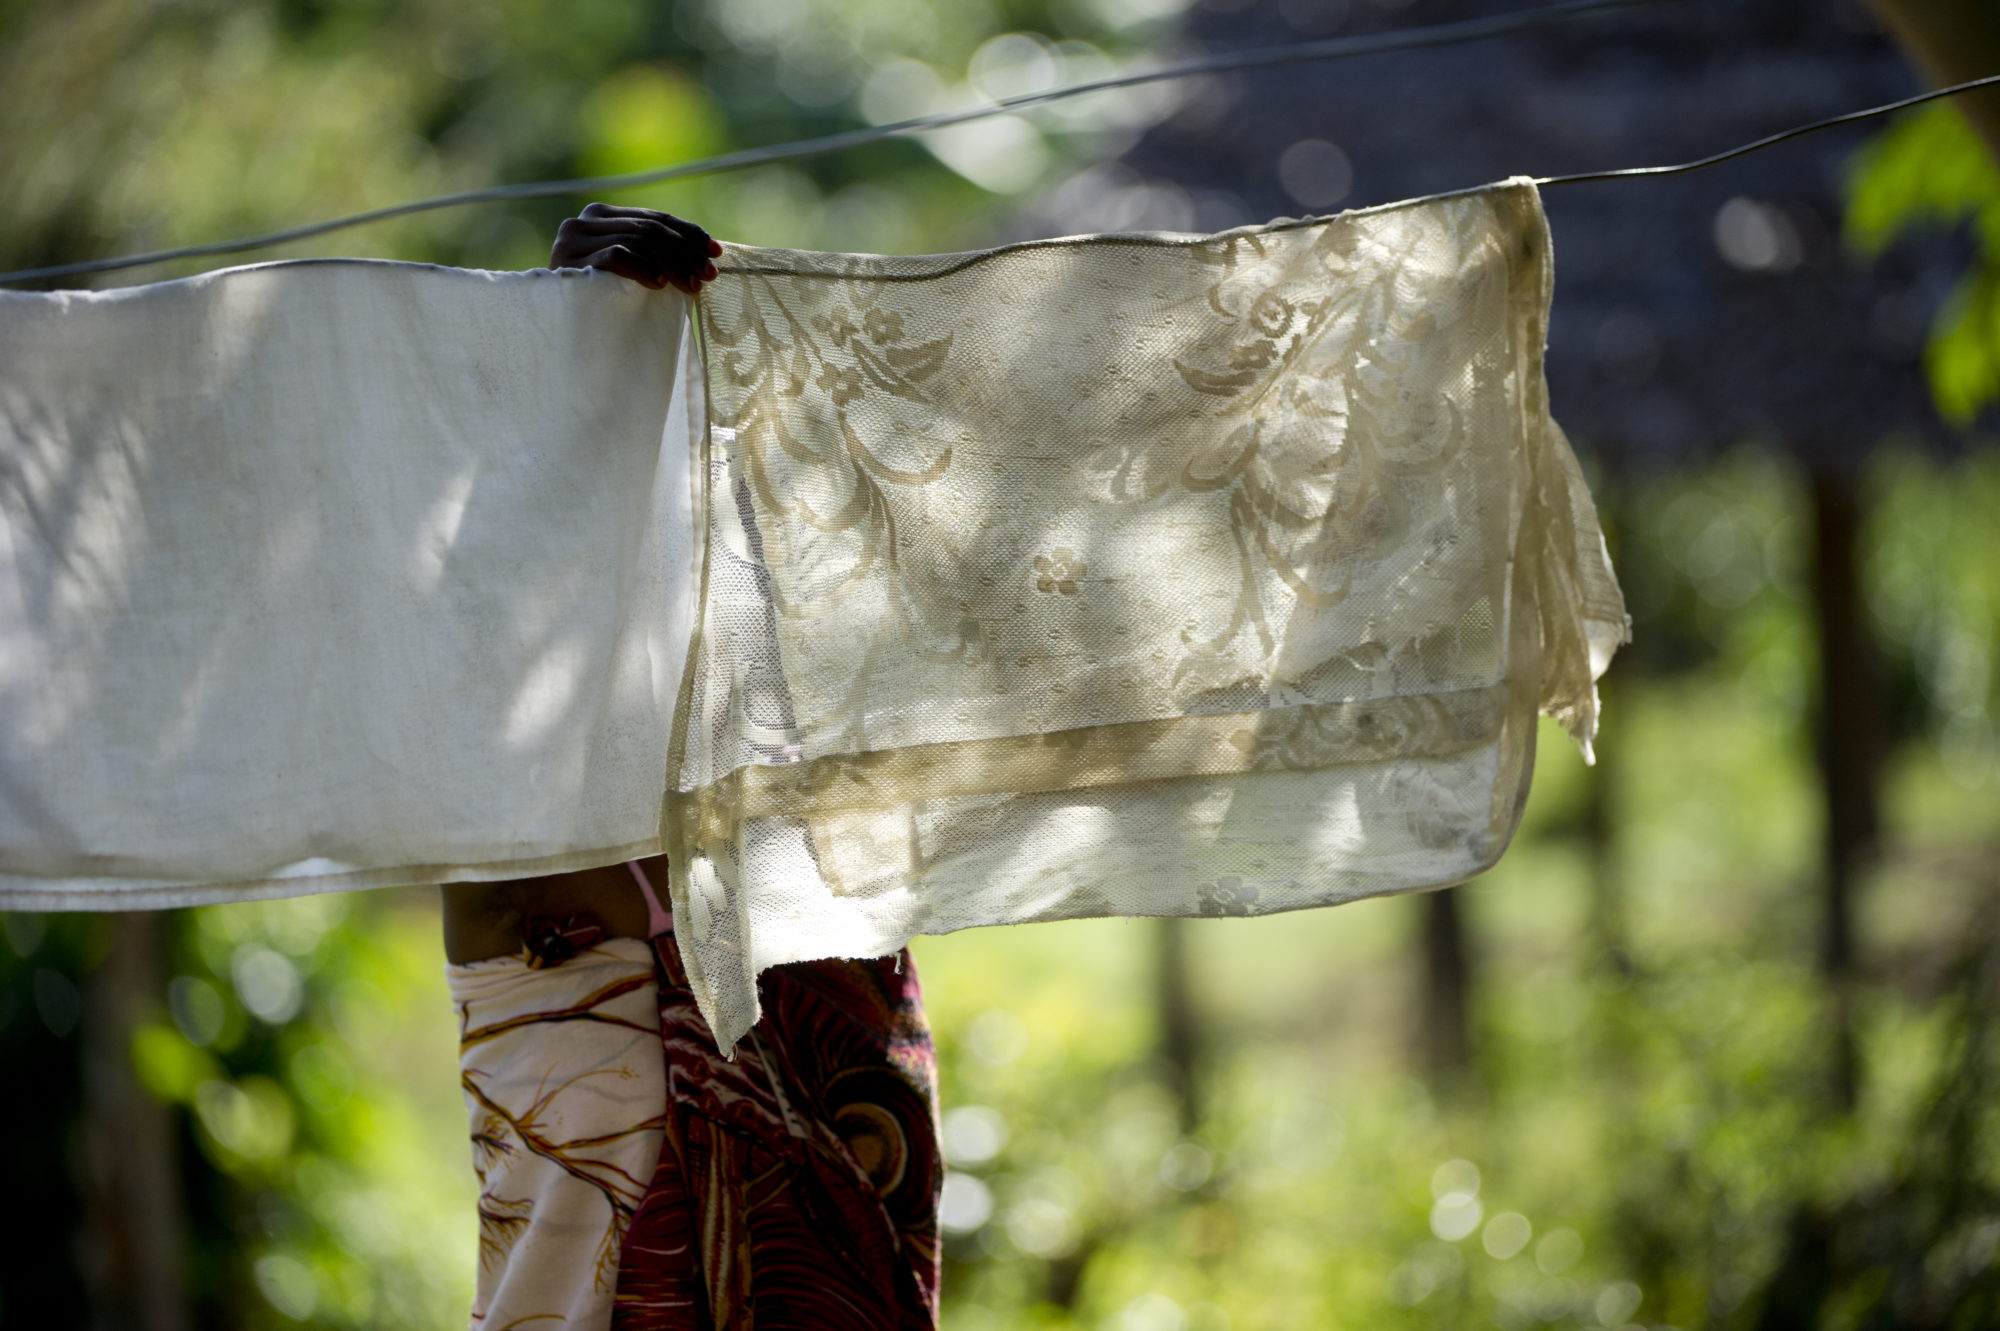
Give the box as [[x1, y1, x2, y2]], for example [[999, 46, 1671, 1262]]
[[1534, 70, 2000, 186], [4, 3, 1995, 286], [0, 0, 1671, 287]]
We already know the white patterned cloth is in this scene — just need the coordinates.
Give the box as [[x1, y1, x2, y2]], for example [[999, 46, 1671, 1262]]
[[450, 939, 664, 1329], [0, 180, 1624, 1053], [672, 179, 1626, 1047]]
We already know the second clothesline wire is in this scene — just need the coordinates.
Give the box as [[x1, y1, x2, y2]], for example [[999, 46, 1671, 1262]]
[[2, 0, 1995, 287]]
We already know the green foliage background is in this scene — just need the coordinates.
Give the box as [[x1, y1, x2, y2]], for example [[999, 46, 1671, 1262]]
[[1851, 102, 2000, 423], [2, 3, 1998, 1327]]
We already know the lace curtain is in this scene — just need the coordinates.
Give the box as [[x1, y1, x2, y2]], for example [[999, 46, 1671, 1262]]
[[671, 178, 1626, 1048]]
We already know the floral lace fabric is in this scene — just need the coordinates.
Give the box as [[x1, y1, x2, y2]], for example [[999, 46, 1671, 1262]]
[[670, 178, 1628, 1049]]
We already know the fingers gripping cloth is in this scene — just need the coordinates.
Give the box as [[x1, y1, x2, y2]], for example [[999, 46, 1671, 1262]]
[[0, 180, 1624, 1053], [670, 178, 1626, 1048]]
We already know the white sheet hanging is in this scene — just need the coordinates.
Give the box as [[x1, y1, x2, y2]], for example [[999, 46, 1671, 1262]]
[[0, 260, 702, 907]]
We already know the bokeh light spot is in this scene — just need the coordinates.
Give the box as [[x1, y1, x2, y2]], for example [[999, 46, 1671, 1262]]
[[1482, 1210, 1532, 1259], [942, 1104, 1009, 1165], [939, 1170, 993, 1233]]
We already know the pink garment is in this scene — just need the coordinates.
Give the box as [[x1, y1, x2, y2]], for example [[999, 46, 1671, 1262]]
[[628, 860, 673, 938]]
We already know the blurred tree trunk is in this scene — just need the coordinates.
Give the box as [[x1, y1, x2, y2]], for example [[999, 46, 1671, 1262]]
[[1585, 479, 1630, 975], [79, 912, 191, 1331], [1582, 671, 1630, 975], [1809, 467, 1882, 1114], [1868, 0, 2000, 160], [1420, 889, 1474, 1085], [1154, 917, 1201, 1134]]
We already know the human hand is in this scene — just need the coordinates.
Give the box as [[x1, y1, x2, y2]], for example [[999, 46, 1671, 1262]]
[[549, 203, 721, 294]]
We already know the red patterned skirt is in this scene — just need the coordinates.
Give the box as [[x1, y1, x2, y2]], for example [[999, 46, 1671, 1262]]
[[611, 926, 942, 1330]]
